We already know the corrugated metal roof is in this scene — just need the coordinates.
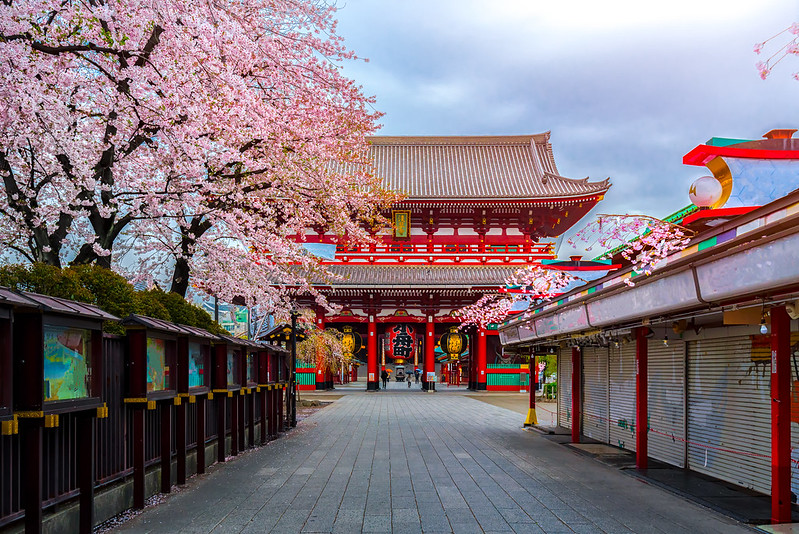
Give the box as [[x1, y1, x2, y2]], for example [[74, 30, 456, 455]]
[[122, 314, 219, 339], [0, 287, 37, 308], [364, 134, 609, 200], [18, 291, 119, 321], [321, 265, 517, 287]]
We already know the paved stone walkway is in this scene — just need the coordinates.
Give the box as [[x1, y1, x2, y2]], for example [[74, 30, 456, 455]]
[[114, 386, 756, 533]]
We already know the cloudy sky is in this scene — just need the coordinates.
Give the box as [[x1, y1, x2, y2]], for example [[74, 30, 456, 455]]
[[333, 0, 799, 253]]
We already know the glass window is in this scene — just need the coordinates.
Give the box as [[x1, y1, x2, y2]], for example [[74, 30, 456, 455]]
[[147, 337, 168, 392], [188, 341, 205, 388], [227, 349, 240, 387], [43, 325, 92, 401], [247, 351, 259, 383]]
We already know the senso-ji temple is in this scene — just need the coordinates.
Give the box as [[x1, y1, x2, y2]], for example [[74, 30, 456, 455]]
[[297, 134, 610, 392]]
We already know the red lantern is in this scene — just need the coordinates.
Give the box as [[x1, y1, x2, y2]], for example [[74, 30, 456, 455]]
[[385, 324, 415, 364]]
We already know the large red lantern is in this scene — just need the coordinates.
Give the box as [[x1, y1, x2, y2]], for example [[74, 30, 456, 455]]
[[385, 324, 415, 364]]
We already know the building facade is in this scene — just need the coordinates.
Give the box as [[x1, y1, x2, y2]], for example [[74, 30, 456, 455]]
[[298, 134, 610, 391], [499, 129, 799, 523]]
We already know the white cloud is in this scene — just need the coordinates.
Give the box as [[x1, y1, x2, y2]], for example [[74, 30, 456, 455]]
[[335, 0, 799, 243]]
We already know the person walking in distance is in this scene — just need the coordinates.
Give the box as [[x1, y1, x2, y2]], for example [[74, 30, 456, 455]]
[[381, 369, 388, 389]]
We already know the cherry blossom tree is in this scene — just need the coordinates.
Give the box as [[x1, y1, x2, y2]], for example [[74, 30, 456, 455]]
[[0, 0, 395, 311], [297, 325, 345, 373], [567, 214, 692, 286], [754, 23, 799, 80], [457, 265, 577, 328]]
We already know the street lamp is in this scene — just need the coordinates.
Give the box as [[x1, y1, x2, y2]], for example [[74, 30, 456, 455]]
[[290, 309, 298, 428]]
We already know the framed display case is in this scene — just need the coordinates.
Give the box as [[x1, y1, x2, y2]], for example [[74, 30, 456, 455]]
[[178, 325, 216, 396], [0, 287, 37, 431], [13, 291, 117, 415], [213, 334, 247, 393], [243, 339, 262, 389], [122, 315, 182, 402]]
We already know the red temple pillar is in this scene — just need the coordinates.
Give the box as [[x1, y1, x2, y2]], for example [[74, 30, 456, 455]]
[[367, 316, 378, 391], [635, 327, 648, 470], [771, 305, 791, 524], [316, 310, 326, 391], [424, 318, 435, 391], [571, 346, 581, 444], [476, 327, 487, 390]]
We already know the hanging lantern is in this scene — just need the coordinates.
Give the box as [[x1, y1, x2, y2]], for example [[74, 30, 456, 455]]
[[440, 326, 467, 361], [385, 324, 415, 364], [341, 326, 362, 359]]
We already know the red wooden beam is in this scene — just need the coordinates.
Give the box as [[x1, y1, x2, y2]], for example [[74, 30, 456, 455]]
[[571, 347, 581, 444], [683, 144, 799, 166], [635, 327, 648, 470]]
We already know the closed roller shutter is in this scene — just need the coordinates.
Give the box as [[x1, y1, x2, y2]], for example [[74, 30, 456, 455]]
[[687, 335, 770, 494], [609, 343, 636, 451], [582, 346, 609, 443], [648, 341, 686, 468], [558, 349, 572, 430], [786, 333, 799, 498]]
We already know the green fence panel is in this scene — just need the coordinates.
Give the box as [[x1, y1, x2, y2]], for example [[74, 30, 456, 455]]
[[296, 372, 316, 385]]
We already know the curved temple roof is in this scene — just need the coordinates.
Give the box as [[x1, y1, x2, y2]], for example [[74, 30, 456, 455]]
[[317, 265, 518, 288], [366, 133, 610, 200]]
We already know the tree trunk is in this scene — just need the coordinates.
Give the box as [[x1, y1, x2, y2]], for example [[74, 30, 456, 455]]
[[169, 216, 212, 298], [170, 256, 191, 298]]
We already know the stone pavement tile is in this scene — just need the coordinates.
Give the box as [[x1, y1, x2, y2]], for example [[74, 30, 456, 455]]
[[551, 506, 591, 524], [391, 496, 417, 509], [417, 510, 450, 532], [362, 513, 392, 533], [511, 524, 546, 534], [269, 509, 311, 532], [497, 506, 535, 524], [112, 391, 758, 534]]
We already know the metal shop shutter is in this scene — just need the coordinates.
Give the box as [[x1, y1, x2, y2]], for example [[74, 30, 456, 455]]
[[687, 336, 770, 494], [609, 343, 636, 451], [648, 341, 686, 468], [786, 333, 799, 499], [582, 346, 609, 443], [558, 350, 572, 430]]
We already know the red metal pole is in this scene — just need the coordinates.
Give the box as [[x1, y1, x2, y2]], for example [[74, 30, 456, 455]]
[[133, 408, 145, 508], [367, 317, 378, 391], [571, 346, 581, 444], [635, 327, 648, 470], [161, 402, 172, 493], [477, 327, 487, 390], [176, 399, 186, 485], [771, 305, 791, 524], [20, 418, 43, 532], [196, 397, 206, 473], [425, 318, 435, 391]]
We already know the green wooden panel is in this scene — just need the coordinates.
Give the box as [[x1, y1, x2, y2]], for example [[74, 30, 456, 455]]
[[296, 372, 316, 385]]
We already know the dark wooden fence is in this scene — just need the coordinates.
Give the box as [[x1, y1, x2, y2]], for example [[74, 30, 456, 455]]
[[0, 334, 285, 531]]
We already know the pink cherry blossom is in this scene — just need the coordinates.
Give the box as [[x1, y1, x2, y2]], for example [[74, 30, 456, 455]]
[[456, 265, 578, 328], [0, 0, 397, 316], [568, 214, 693, 286], [753, 24, 799, 81]]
